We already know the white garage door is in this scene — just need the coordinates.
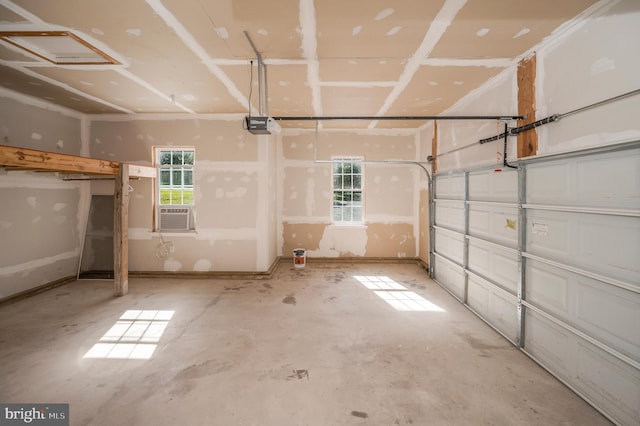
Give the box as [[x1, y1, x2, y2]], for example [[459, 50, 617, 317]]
[[432, 144, 640, 426]]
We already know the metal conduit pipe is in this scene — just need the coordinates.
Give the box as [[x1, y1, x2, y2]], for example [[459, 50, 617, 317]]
[[311, 121, 435, 277]]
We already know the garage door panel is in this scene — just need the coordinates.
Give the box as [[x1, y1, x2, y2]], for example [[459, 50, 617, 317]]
[[526, 260, 570, 313], [526, 310, 640, 426], [575, 150, 640, 210], [527, 162, 570, 203], [435, 174, 465, 199], [527, 259, 640, 362], [468, 274, 518, 342], [468, 239, 518, 295], [435, 228, 464, 265], [469, 204, 518, 248], [575, 340, 640, 425], [576, 218, 639, 284], [468, 169, 518, 202], [525, 309, 571, 374], [577, 282, 640, 361], [527, 210, 640, 284], [433, 146, 639, 426], [527, 211, 570, 257], [527, 147, 640, 209], [435, 200, 465, 232], [434, 255, 465, 300]]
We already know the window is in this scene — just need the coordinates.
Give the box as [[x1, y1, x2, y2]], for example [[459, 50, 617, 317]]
[[332, 158, 363, 224], [156, 148, 195, 231]]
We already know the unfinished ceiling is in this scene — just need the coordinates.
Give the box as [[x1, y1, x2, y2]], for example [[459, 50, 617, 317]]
[[0, 0, 602, 129]]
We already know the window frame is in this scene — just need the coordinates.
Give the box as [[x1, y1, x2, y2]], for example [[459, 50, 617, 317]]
[[154, 147, 195, 231], [331, 157, 364, 225]]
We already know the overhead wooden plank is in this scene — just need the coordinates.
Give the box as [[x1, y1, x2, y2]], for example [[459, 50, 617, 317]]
[[517, 54, 538, 158], [114, 164, 129, 297], [128, 164, 156, 178], [0, 144, 119, 175]]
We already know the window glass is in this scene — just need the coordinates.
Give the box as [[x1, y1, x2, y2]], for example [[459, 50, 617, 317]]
[[332, 158, 363, 224]]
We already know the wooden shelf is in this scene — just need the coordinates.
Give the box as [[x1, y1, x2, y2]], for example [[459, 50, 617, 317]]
[[1, 144, 156, 297], [0, 144, 155, 178]]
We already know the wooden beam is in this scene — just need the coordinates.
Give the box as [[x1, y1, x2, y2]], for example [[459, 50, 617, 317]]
[[0, 144, 120, 175], [114, 164, 129, 297], [128, 164, 157, 178], [517, 54, 538, 158]]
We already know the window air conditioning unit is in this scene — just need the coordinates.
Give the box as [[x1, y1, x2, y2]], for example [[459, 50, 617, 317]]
[[159, 207, 191, 231]]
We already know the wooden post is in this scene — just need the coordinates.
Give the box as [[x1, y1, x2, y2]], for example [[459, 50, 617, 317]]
[[517, 54, 538, 158], [114, 164, 129, 296]]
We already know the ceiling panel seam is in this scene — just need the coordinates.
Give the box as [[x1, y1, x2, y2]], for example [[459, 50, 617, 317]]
[[113, 68, 195, 114], [422, 0, 617, 131], [0, 86, 83, 119], [144, 0, 252, 112], [299, 0, 323, 116], [370, 0, 468, 129], [1, 61, 134, 113], [0, 0, 47, 25], [421, 58, 512, 68]]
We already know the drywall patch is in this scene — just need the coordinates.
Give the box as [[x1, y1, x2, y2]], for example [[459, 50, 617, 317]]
[[375, 8, 394, 20], [387, 26, 402, 36], [365, 223, 415, 257], [215, 27, 229, 39], [193, 259, 212, 272], [352, 26, 362, 36], [26, 196, 38, 209], [31, 133, 42, 140], [310, 225, 367, 257], [53, 203, 67, 212], [513, 27, 530, 39], [590, 57, 615, 76], [126, 29, 142, 37], [92, 28, 104, 36], [164, 258, 182, 272], [476, 28, 490, 37], [282, 222, 325, 254]]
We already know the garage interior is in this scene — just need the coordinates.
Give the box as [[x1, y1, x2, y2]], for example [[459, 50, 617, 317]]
[[0, 0, 638, 425]]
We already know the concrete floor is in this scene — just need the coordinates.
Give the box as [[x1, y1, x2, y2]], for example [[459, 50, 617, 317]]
[[0, 262, 611, 426]]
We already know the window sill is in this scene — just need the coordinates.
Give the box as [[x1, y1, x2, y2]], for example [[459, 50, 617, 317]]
[[329, 223, 367, 229], [152, 230, 197, 236]]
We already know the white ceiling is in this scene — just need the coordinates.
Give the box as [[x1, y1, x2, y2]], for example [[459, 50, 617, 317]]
[[0, 0, 605, 129]]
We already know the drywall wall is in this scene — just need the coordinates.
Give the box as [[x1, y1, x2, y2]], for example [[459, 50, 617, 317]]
[[435, 68, 518, 173], [434, 0, 640, 170], [88, 116, 278, 273], [0, 96, 85, 299], [279, 129, 419, 258], [536, 0, 640, 154]]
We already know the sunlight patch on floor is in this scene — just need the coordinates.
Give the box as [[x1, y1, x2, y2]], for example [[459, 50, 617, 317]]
[[354, 275, 445, 312], [83, 310, 174, 359]]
